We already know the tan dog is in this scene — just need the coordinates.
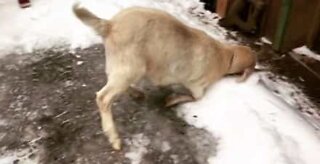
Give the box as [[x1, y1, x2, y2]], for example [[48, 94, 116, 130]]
[[73, 4, 256, 150]]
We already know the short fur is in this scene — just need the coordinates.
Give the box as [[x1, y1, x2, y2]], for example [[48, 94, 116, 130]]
[[73, 4, 256, 150]]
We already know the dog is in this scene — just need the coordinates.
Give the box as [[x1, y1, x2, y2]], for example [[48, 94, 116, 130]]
[[73, 4, 256, 150]]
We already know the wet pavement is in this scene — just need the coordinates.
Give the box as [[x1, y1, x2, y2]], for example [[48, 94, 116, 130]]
[[0, 45, 216, 164]]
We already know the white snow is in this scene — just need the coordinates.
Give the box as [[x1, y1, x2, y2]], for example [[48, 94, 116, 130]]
[[178, 74, 320, 164], [0, 0, 228, 58], [260, 74, 320, 123], [260, 37, 272, 45], [0, 147, 40, 164], [76, 61, 84, 65], [0, 0, 100, 57], [293, 45, 320, 61], [125, 133, 151, 164], [161, 141, 171, 152], [0, 0, 320, 164]]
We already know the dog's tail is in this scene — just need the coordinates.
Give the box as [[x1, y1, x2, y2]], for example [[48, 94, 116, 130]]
[[73, 3, 111, 37]]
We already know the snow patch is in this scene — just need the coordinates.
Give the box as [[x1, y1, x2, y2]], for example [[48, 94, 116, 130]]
[[76, 61, 84, 65], [260, 73, 320, 131], [260, 37, 272, 45], [177, 74, 320, 164], [161, 141, 171, 152], [0, 0, 101, 57], [261, 74, 320, 118], [0, 146, 40, 164], [0, 0, 228, 58], [125, 133, 150, 164], [293, 45, 320, 61]]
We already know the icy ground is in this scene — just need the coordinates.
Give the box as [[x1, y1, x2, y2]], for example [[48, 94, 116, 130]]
[[293, 46, 320, 62], [0, 0, 320, 164]]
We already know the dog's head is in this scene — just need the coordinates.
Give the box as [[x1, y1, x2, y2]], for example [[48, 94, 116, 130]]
[[227, 45, 256, 74]]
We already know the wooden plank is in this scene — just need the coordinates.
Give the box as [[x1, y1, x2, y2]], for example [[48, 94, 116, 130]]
[[216, 0, 229, 17]]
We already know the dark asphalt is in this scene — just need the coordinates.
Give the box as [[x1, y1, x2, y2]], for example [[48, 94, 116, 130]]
[[0, 45, 216, 164]]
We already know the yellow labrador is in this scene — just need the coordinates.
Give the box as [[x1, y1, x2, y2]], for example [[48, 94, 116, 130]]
[[73, 4, 256, 150]]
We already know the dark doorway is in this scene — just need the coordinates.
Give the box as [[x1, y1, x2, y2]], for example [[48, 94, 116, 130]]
[[200, 0, 217, 12]]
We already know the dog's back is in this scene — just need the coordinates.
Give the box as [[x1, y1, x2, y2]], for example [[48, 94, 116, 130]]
[[94, 7, 231, 86], [73, 5, 255, 85]]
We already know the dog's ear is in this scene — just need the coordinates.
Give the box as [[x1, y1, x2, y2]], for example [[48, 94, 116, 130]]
[[227, 45, 242, 74], [226, 49, 236, 74], [227, 45, 256, 75]]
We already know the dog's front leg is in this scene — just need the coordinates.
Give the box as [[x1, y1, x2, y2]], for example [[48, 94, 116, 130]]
[[165, 93, 195, 107]]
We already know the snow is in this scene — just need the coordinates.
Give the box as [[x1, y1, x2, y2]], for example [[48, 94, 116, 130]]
[[0, 0, 100, 57], [254, 37, 272, 46], [177, 74, 320, 164], [1, 0, 320, 164], [125, 134, 151, 164], [0, 147, 40, 164], [260, 37, 272, 45], [293, 45, 320, 61], [161, 141, 171, 152], [0, 0, 228, 58], [260, 74, 320, 123]]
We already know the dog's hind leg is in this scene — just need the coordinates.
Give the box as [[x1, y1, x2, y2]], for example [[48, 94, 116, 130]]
[[96, 68, 144, 150]]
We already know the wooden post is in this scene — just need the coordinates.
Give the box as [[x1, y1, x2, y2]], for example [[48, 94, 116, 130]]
[[307, 0, 320, 52], [216, 0, 230, 17], [273, 0, 292, 51]]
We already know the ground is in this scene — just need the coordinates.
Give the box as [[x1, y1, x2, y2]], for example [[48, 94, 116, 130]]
[[250, 42, 320, 109], [0, 45, 217, 164]]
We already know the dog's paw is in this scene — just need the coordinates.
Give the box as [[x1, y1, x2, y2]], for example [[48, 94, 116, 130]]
[[236, 76, 246, 83], [111, 138, 122, 150], [165, 94, 194, 107], [128, 87, 145, 101]]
